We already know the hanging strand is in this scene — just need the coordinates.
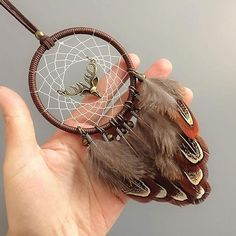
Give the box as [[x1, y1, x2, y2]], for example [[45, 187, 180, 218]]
[[0, 0, 40, 35], [0, 0, 54, 49]]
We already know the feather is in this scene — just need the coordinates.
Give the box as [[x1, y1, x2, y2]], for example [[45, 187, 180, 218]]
[[139, 78, 199, 137], [87, 76, 210, 206], [136, 78, 210, 205], [175, 100, 199, 139], [88, 137, 156, 195]]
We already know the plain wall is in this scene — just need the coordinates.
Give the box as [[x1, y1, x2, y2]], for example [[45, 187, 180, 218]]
[[0, 0, 235, 235]]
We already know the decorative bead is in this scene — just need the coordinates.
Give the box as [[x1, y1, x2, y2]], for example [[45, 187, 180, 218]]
[[35, 30, 45, 40], [107, 134, 114, 141]]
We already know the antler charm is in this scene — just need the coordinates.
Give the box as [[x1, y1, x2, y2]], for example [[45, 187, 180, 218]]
[[57, 57, 101, 98]]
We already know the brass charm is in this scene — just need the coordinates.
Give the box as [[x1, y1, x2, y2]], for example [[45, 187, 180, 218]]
[[57, 57, 101, 98]]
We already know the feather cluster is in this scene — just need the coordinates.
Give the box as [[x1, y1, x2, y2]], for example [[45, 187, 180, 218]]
[[87, 77, 210, 206]]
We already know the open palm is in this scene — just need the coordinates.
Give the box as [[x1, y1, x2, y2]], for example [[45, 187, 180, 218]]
[[0, 55, 193, 236]]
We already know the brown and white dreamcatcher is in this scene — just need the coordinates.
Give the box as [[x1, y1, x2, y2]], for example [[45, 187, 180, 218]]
[[0, 0, 210, 206]]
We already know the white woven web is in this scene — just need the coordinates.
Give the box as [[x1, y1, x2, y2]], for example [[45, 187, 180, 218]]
[[35, 34, 130, 129]]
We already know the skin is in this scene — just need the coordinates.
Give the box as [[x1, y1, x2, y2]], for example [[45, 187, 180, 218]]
[[0, 55, 193, 236]]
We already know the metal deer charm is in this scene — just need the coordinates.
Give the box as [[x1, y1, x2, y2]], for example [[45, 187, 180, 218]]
[[57, 57, 101, 98]]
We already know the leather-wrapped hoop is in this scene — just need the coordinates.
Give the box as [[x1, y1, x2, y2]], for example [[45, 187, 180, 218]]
[[29, 27, 136, 135]]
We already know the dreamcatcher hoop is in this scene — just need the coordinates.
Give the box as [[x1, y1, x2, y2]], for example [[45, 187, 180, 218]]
[[29, 27, 137, 135]]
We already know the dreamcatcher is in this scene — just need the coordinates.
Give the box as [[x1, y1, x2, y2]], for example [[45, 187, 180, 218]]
[[0, 0, 210, 205]]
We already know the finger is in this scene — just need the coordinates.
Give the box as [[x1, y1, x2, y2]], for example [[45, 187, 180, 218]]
[[182, 87, 193, 105], [145, 58, 193, 104], [145, 58, 173, 79], [0, 87, 38, 158]]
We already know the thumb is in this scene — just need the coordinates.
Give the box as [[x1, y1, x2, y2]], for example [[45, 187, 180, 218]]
[[0, 86, 38, 161]]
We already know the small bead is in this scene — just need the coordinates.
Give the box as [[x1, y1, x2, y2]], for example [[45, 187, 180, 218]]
[[35, 30, 45, 40], [107, 134, 114, 141]]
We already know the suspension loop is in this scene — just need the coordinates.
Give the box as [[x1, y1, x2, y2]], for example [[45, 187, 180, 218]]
[[117, 114, 135, 131], [110, 117, 128, 135], [0, 0, 44, 38], [129, 85, 140, 100], [95, 126, 113, 142], [77, 126, 93, 146], [128, 69, 146, 82], [125, 101, 133, 109]]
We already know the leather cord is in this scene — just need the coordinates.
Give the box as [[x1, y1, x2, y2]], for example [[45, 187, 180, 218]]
[[0, 0, 39, 34], [0, 0, 55, 49]]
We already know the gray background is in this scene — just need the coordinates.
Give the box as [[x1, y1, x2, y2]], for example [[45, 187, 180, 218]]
[[0, 0, 235, 235]]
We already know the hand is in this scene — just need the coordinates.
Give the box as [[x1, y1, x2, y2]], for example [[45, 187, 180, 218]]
[[0, 55, 193, 236]]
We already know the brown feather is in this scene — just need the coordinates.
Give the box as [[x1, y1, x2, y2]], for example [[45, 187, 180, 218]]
[[87, 77, 210, 206], [88, 139, 149, 192], [175, 100, 199, 139]]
